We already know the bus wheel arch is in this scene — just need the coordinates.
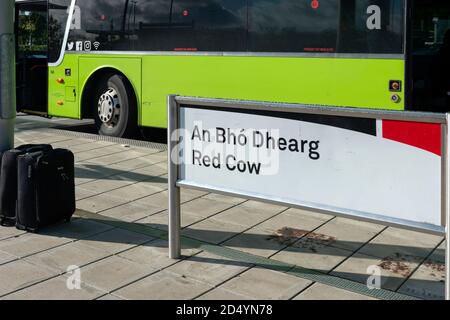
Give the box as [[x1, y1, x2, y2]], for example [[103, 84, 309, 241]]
[[81, 68, 138, 138]]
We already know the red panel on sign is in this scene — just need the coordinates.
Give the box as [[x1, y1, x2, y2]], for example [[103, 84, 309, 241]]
[[382, 120, 442, 156]]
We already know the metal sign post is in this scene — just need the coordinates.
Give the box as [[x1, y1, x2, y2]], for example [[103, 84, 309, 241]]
[[0, 0, 16, 153], [168, 95, 181, 259], [446, 114, 450, 300], [168, 96, 450, 299]]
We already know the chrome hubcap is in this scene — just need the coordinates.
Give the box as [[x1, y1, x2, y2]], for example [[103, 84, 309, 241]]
[[98, 88, 120, 127]]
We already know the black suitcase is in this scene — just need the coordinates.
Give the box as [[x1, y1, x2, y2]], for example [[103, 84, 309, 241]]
[[0, 144, 53, 226], [16, 148, 75, 232]]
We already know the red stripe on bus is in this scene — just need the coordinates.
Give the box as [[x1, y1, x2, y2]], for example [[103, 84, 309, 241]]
[[382, 120, 442, 156]]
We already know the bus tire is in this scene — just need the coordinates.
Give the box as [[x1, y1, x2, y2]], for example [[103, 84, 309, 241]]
[[93, 73, 137, 138]]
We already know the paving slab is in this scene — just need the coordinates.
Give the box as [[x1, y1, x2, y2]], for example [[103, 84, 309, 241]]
[[106, 180, 166, 202], [428, 240, 445, 263], [331, 252, 423, 291], [397, 245, 445, 300], [223, 208, 334, 258], [167, 251, 251, 287], [223, 225, 292, 258], [64, 141, 116, 153], [100, 202, 164, 223], [182, 218, 248, 244], [80, 149, 153, 166], [293, 282, 376, 300], [271, 236, 354, 273], [2, 276, 106, 300], [114, 270, 213, 300], [201, 193, 247, 205], [96, 294, 124, 300], [110, 155, 164, 170], [76, 193, 131, 213], [213, 203, 284, 229], [0, 250, 17, 265], [76, 188, 100, 201], [217, 267, 312, 300], [0, 226, 26, 241], [138, 211, 170, 231], [77, 177, 135, 195], [22, 136, 73, 144], [257, 208, 332, 235], [41, 218, 113, 240], [117, 239, 200, 270], [0, 232, 72, 258], [135, 189, 207, 209], [128, 162, 168, 177], [358, 227, 443, 260], [79, 255, 156, 293], [140, 152, 168, 163], [196, 287, 255, 300], [78, 228, 155, 255], [104, 171, 160, 187], [313, 217, 385, 252], [237, 200, 287, 213], [74, 164, 120, 185], [0, 260, 55, 297], [24, 241, 112, 274], [181, 198, 237, 218], [75, 147, 128, 162], [139, 210, 213, 231]]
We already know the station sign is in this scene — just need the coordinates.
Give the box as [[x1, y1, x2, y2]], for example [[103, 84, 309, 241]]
[[175, 102, 445, 232]]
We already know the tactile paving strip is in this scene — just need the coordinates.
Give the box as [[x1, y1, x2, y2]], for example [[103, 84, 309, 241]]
[[42, 128, 168, 151]]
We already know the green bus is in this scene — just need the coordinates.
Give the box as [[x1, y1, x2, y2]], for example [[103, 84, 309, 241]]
[[15, 0, 450, 138]]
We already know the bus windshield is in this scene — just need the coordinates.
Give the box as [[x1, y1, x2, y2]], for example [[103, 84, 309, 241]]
[[411, 0, 450, 112]]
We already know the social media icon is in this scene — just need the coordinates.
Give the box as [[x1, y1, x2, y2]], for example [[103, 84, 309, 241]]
[[84, 41, 91, 51], [67, 42, 74, 50], [93, 41, 100, 50], [75, 41, 83, 51]]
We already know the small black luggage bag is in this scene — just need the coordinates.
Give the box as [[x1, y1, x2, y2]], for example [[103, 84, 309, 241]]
[[16, 148, 75, 232], [0, 144, 52, 226]]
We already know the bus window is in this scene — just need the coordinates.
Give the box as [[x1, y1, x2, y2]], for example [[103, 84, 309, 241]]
[[129, 0, 173, 51], [248, 0, 403, 54], [248, 0, 339, 53], [70, 0, 247, 52], [67, 0, 131, 52], [169, 0, 247, 52], [48, 0, 72, 63], [338, 0, 404, 54], [410, 0, 450, 112]]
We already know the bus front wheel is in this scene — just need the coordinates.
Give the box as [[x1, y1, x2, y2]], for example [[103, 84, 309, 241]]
[[93, 73, 137, 138]]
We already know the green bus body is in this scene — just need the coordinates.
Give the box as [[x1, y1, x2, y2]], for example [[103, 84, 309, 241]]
[[49, 54, 405, 128], [17, 0, 449, 134]]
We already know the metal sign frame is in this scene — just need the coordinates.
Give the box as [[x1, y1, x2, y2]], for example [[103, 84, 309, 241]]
[[167, 95, 450, 300]]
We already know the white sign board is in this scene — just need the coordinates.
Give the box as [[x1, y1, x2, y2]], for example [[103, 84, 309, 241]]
[[178, 105, 444, 231]]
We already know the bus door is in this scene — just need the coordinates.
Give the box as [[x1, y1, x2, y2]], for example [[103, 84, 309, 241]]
[[15, 0, 48, 114], [409, 0, 450, 112]]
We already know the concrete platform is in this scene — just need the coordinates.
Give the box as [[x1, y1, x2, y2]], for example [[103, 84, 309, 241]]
[[0, 116, 445, 300]]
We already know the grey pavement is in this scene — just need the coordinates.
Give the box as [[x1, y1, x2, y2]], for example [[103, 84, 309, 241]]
[[0, 116, 445, 300]]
